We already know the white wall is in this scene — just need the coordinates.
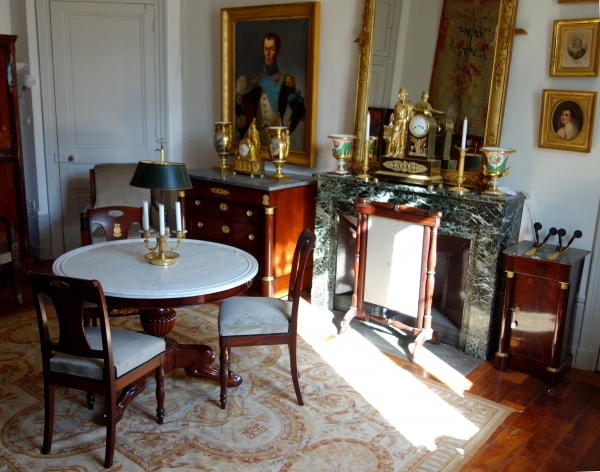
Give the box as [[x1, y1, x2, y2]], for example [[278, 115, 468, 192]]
[[0, 1, 11, 33]]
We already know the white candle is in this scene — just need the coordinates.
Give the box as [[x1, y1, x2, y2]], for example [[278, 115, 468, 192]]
[[175, 201, 182, 231], [142, 200, 149, 231], [366, 112, 371, 141], [159, 204, 165, 236], [461, 117, 468, 149]]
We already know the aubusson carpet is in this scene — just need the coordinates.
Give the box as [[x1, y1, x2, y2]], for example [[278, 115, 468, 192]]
[[0, 302, 512, 471]]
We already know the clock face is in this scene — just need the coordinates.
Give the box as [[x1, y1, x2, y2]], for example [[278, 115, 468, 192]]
[[409, 115, 429, 138]]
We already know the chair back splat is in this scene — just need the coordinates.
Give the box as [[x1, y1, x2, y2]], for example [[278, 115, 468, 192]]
[[218, 229, 316, 409], [29, 272, 166, 468], [86, 206, 144, 245]]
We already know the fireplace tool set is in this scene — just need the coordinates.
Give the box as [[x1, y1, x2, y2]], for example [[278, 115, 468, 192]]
[[525, 222, 582, 260]]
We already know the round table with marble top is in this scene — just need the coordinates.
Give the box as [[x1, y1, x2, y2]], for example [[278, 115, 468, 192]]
[[53, 238, 258, 418]]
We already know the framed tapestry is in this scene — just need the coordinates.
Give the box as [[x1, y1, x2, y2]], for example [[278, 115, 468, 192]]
[[538, 89, 597, 153], [221, 3, 320, 168], [550, 18, 600, 77]]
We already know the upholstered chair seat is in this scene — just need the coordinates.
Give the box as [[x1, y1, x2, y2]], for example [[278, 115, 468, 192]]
[[219, 297, 293, 337], [50, 328, 165, 380], [0, 247, 11, 265]]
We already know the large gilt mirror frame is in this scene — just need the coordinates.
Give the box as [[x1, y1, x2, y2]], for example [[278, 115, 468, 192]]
[[350, 0, 519, 188]]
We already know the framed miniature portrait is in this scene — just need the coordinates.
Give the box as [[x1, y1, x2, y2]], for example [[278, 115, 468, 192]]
[[550, 18, 600, 77], [538, 89, 597, 153], [221, 3, 320, 168]]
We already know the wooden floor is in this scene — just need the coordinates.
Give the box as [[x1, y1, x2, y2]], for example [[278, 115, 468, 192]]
[[2, 268, 600, 472]]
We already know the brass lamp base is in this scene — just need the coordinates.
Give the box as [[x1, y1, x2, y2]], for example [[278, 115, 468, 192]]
[[145, 251, 180, 266]]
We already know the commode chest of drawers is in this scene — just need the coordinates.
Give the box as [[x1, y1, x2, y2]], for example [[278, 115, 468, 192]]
[[185, 168, 317, 297]]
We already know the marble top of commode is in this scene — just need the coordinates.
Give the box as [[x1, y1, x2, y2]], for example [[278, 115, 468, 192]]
[[187, 167, 316, 191], [52, 239, 258, 299]]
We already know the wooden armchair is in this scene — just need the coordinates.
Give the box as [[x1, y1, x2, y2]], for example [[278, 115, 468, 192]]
[[339, 199, 442, 361], [29, 272, 166, 469], [80, 164, 152, 246], [0, 215, 22, 304]]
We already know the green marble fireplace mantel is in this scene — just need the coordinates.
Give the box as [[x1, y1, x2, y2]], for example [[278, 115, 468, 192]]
[[311, 173, 526, 360]]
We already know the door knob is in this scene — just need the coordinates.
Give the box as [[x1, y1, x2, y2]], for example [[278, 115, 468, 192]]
[[68, 155, 75, 161]]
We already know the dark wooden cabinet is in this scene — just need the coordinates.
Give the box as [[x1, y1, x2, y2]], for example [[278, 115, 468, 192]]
[[185, 168, 317, 297], [494, 240, 589, 386], [0, 35, 31, 268]]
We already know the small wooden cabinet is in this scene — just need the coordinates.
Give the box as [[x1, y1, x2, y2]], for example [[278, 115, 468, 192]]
[[185, 168, 317, 297], [494, 240, 589, 386], [0, 35, 32, 268]]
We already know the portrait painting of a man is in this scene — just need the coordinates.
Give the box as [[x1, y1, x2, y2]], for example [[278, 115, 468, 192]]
[[561, 27, 593, 68], [234, 19, 308, 152]]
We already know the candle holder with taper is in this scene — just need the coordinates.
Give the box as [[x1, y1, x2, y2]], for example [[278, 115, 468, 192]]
[[447, 146, 471, 194], [355, 137, 376, 181], [142, 229, 188, 266]]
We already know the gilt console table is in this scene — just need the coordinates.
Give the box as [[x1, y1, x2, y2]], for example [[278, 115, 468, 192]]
[[311, 173, 526, 360]]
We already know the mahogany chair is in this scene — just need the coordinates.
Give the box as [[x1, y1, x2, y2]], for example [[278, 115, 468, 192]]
[[218, 229, 316, 409], [339, 199, 442, 362], [29, 272, 166, 469], [0, 215, 22, 305]]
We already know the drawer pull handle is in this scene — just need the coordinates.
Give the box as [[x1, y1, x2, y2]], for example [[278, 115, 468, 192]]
[[211, 188, 229, 195], [246, 210, 253, 217], [220, 203, 228, 211], [195, 200, 201, 206], [510, 306, 520, 328], [197, 222, 203, 228], [222, 225, 230, 234], [248, 234, 254, 241]]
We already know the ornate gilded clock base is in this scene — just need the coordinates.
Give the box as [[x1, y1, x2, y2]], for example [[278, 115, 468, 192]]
[[374, 156, 443, 189], [232, 158, 265, 178]]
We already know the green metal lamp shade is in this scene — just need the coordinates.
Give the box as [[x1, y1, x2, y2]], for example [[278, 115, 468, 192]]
[[130, 160, 192, 190]]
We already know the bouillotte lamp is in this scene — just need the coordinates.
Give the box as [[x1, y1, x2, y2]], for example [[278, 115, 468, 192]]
[[129, 139, 193, 266]]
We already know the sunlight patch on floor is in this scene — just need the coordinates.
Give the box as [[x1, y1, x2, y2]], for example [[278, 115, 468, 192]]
[[298, 302, 480, 450]]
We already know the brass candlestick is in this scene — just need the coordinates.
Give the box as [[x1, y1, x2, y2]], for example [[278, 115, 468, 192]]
[[447, 146, 470, 194], [355, 139, 373, 181], [142, 229, 187, 266]]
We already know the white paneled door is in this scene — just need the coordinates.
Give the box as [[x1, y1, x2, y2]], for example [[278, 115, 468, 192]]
[[50, 1, 157, 251]]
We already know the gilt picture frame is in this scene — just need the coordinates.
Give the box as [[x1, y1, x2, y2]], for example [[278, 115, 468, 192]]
[[550, 18, 600, 77], [221, 3, 320, 168], [558, 0, 598, 4], [538, 89, 597, 153]]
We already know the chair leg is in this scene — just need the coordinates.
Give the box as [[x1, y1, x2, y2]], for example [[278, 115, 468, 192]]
[[86, 392, 95, 410], [104, 389, 117, 469], [219, 342, 229, 409], [155, 366, 165, 424], [289, 340, 303, 406], [12, 267, 22, 305], [42, 382, 54, 454]]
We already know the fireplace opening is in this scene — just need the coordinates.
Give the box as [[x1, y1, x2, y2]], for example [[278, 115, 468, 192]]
[[333, 215, 470, 348]]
